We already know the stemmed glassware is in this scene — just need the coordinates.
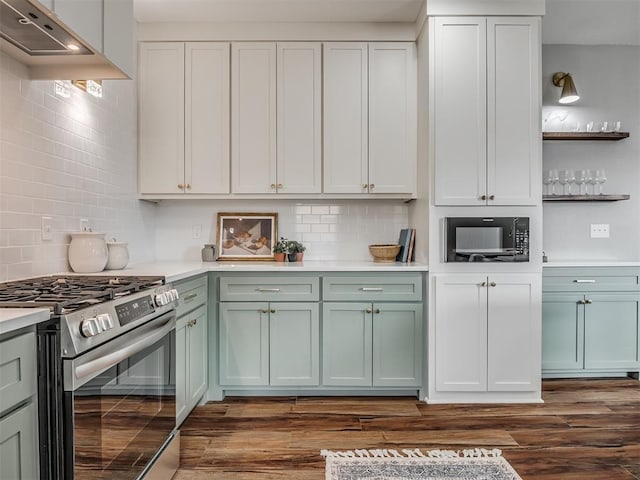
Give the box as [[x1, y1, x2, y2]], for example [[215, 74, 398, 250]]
[[586, 169, 597, 195], [595, 169, 607, 195], [576, 169, 587, 196], [543, 170, 554, 195], [559, 170, 574, 195]]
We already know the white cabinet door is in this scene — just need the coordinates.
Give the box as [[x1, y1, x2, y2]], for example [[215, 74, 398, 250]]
[[186, 43, 230, 194], [231, 43, 277, 194], [276, 43, 322, 194], [434, 275, 488, 392], [487, 18, 540, 206], [323, 43, 368, 194], [432, 18, 487, 206], [54, 0, 103, 52], [103, 0, 134, 77], [368, 43, 417, 195], [487, 274, 541, 391], [138, 43, 185, 194]]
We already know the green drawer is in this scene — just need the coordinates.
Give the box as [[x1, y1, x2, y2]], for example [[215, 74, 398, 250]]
[[543, 267, 640, 292], [176, 275, 207, 317], [322, 274, 422, 302], [219, 275, 320, 302]]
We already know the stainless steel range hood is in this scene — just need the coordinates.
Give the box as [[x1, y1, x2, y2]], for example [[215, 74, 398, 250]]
[[0, 0, 128, 80]]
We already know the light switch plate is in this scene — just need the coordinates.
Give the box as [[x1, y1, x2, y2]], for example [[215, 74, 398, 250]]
[[41, 216, 53, 241], [590, 224, 610, 238]]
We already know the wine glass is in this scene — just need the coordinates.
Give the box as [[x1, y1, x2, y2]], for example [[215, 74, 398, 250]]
[[566, 169, 576, 195], [576, 169, 587, 196], [595, 169, 607, 195], [543, 170, 554, 195], [549, 169, 559, 195], [586, 169, 597, 196], [559, 170, 572, 195]]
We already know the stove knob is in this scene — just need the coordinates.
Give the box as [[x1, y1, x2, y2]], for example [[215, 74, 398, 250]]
[[169, 289, 179, 302], [97, 313, 114, 331], [154, 293, 169, 306], [80, 318, 101, 337]]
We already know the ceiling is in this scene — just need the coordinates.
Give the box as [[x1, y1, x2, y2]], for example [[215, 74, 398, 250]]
[[133, 0, 425, 23]]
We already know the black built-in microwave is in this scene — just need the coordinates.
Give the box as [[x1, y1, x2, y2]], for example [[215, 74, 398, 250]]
[[445, 217, 529, 262]]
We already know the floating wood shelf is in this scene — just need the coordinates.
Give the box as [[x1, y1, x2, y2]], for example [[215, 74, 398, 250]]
[[543, 132, 630, 141], [543, 194, 630, 202]]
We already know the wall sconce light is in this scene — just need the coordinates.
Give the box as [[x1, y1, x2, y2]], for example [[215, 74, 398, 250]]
[[72, 79, 103, 98], [552, 72, 579, 104], [54, 80, 71, 98]]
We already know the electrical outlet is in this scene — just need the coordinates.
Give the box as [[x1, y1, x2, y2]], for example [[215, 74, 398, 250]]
[[192, 224, 202, 239], [80, 218, 90, 232], [41, 216, 53, 241], [590, 224, 610, 238]]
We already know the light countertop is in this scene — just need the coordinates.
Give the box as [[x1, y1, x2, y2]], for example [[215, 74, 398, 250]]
[[544, 261, 640, 268], [105, 260, 429, 283], [0, 308, 50, 335]]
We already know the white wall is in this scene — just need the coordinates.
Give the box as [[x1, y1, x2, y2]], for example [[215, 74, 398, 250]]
[[154, 199, 410, 261], [0, 52, 156, 281], [542, 45, 640, 261]]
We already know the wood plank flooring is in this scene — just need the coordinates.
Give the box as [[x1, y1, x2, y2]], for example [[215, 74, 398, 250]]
[[175, 379, 640, 479]]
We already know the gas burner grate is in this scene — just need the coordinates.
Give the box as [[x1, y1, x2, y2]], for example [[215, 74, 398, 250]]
[[0, 275, 165, 315]]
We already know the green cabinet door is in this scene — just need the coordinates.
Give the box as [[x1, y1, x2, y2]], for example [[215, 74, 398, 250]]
[[542, 293, 584, 371], [188, 306, 208, 407], [323, 302, 372, 386], [584, 294, 640, 370], [0, 402, 38, 480], [269, 303, 319, 386], [175, 318, 188, 424], [372, 303, 423, 387], [219, 302, 269, 385]]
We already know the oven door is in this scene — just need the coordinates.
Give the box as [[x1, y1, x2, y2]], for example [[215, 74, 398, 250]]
[[63, 311, 177, 480]]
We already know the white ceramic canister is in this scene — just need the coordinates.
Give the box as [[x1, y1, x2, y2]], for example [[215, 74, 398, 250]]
[[105, 240, 130, 270], [68, 232, 108, 273]]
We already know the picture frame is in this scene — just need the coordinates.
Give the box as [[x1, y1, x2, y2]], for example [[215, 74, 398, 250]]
[[216, 212, 278, 261]]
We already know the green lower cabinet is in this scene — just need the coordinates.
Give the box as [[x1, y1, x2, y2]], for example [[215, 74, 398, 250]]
[[0, 401, 38, 480], [542, 291, 640, 376], [219, 302, 320, 386], [322, 302, 423, 387]]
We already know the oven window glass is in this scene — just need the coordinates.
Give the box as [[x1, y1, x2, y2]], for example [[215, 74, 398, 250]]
[[71, 331, 175, 480]]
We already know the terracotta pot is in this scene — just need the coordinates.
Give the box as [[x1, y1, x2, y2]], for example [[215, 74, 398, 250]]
[[295, 252, 304, 262], [274, 252, 286, 262]]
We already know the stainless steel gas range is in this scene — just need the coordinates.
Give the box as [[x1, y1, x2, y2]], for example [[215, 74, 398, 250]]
[[0, 275, 180, 480]]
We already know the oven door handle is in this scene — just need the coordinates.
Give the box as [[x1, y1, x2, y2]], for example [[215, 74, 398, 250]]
[[65, 311, 176, 391]]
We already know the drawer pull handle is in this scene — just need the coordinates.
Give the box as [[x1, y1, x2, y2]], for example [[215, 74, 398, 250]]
[[489, 282, 496, 287], [260, 308, 269, 314], [585, 299, 593, 304], [573, 279, 596, 283], [374, 308, 381, 314], [365, 308, 373, 314], [183, 293, 198, 302], [577, 300, 585, 305], [360, 287, 383, 292], [270, 309, 276, 314], [480, 282, 487, 287], [257, 288, 281, 292]]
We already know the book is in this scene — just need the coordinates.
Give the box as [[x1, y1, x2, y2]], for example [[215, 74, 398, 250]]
[[407, 228, 416, 263], [396, 228, 411, 262]]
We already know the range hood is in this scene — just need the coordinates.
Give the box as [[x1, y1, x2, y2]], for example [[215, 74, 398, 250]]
[[0, 0, 127, 80]]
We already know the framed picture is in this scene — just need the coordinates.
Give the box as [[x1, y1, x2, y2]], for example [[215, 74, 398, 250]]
[[216, 212, 278, 261]]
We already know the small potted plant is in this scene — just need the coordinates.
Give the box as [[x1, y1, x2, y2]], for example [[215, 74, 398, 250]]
[[273, 237, 288, 262], [286, 240, 306, 262]]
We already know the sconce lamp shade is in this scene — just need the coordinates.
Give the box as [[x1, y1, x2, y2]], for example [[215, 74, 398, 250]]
[[552, 72, 579, 104]]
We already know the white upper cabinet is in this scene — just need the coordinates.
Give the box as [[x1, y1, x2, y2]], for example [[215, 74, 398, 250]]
[[368, 43, 417, 194], [432, 17, 540, 206], [139, 42, 230, 195], [276, 43, 322, 194], [323, 42, 369, 194], [53, 0, 103, 52], [231, 43, 277, 194], [103, 0, 134, 77], [324, 42, 417, 195]]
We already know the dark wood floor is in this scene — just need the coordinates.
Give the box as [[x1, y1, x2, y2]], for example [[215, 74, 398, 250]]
[[175, 378, 640, 479]]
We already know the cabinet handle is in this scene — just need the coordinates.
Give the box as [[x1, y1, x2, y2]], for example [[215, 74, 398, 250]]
[[277, 183, 283, 189], [183, 293, 198, 302], [270, 184, 276, 189], [186, 183, 191, 190], [480, 281, 487, 287], [573, 279, 596, 283], [374, 308, 381, 314], [369, 183, 375, 189], [178, 184, 184, 190], [489, 194, 495, 200], [365, 308, 373, 314], [257, 288, 281, 292], [577, 299, 585, 305], [193, 318, 197, 326], [585, 299, 593, 304], [489, 282, 496, 287], [480, 194, 487, 200], [270, 308, 276, 314], [260, 308, 268, 314], [360, 287, 383, 292]]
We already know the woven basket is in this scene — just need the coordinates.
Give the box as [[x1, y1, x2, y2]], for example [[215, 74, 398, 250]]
[[368, 244, 401, 263]]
